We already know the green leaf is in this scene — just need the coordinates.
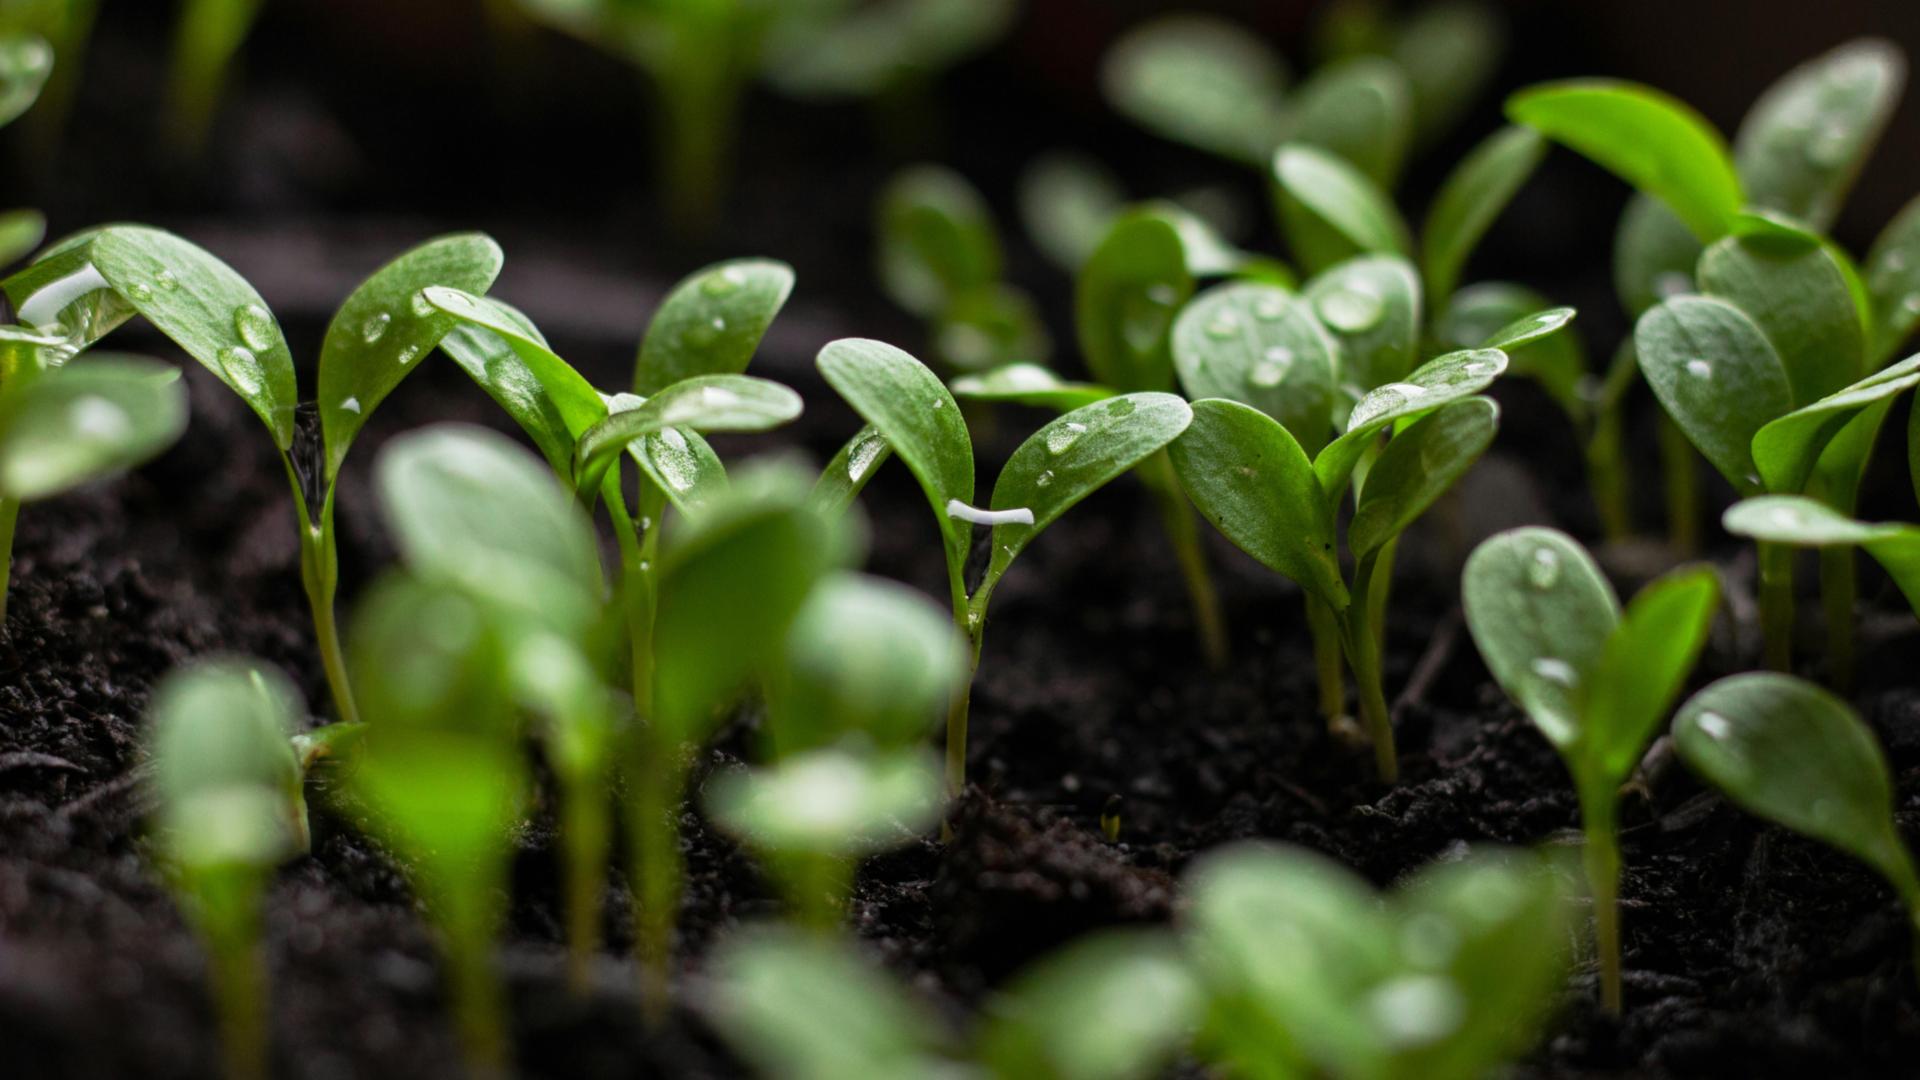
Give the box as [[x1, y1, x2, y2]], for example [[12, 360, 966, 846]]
[[1075, 210, 1193, 393], [949, 363, 1115, 412], [1169, 398, 1347, 608], [375, 424, 604, 638], [1580, 566, 1720, 780], [977, 931, 1201, 1080], [1272, 143, 1411, 274], [1864, 194, 1920, 365], [762, 0, 1016, 100], [1313, 347, 1508, 498], [982, 393, 1192, 592], [1697, 231, 1865, 405], [1438, 288, 1584, 417], [1734, 38, 1905, 232], [1018, 152, 1126, 271], [3, 225, 135, 358], [1612, 194, 1703, 317], [427, 289, 609, 479], [708, 927, 953, 1080], [1348, 396, 1498, 559], [1100, 15, 1290, 165], [931, 283, 1051, 372], [347, 576, 516, 737], [1171, 282, 1338, 455], [0, 208, 45, 268], [89, 226, 298, 449], [1422, 125, 1546, 304], [628, 424, 729, 517], [875, 166, 1000, 318], [634, 258, 795, 393], [318, 233, 505, 480], [1462, 527, 1620, 749], [1723, 495, 1920, 615], [1507, 80, 1743, 241], [1634, 295, 1792, 492], [1290, 56, 1413, 188], [0, 356, 188, 500], [1752, 353, 1920, 494], [1391, 1, 1505, 146], [709, 748, 944, 856], [145, 657, 305, 868], [809, 425, 892, 517], [1302, 255, 1421, 400], [769, 572, 967, 754], [0, 34, 51, 130], [1674, 673, 1920, 906], [817, 338, 974, 579], [572, 374, 802, 493]]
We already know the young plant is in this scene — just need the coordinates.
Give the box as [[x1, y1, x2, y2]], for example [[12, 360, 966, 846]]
[[143, 658, 306, 1080], [1181, 841, 1571, 1080], [1168, 347, 1509, 780], [1672, 672, 1920, 970], [1722, 495, 1920, 619], [817, 337, 1192, 797], [1461, 527, 1719, 1012], [0, 353, 189, 621]]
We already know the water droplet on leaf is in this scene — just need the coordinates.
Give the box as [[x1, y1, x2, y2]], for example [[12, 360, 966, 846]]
[[1316, 287, 1384, 332], [1035, 469, 1054, 488], [1686, 359, 1712, 379], [361, 312, 391, 343], [1046, 422, 1087, 455], [1526, 546, 1560, 589], [152, 269, 179, 292], [411, 291, 435, 317], [396, 344, 421, 366], [234, 304, 276, 352], [217, 345, 264, 395]]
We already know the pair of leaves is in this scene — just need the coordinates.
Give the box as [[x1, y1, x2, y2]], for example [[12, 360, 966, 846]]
[[1462, 528, 1719, 784], [1723, 496, 1920, 616], [1184, 842, 1571, 1080], [0, 356, 188, 501]]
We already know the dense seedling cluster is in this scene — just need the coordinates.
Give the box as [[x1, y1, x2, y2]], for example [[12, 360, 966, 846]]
[[1, 7, 1917, 1079]]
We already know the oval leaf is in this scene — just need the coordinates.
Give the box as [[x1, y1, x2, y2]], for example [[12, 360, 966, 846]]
[[0, 356, 188, 500], [709, 749, 944, 857], [1313, 347, 1508, 498], [1100, 15, 1290, 165], [1290, 56, 1413, 188], [809, 425, 892, 517], [0, 35, 51, 130], [1864, 194, 1920, 365], [145, 657, 305, 868], [572, 374, 802, 493], [949, 362, 1115, 412], [1612, 193, 1703, 317], [1272, 143, 1411, 274], [1580, 566, 1720, 781], [1172, 281, 1338, 454], [1302, 255, 1421, 402], [874, 165, 1000, 317], [1348, 396, 1499, 559], [1752, 352, 1920, 494], [1075, 210, 1193, 393], [1723, 495, 1920, 615], [1734, 38, 1905, 231], [1634, 295, 1791, 492], [1697, 231, 1865, 405], [1422, 125, 1547, 304], [634, 258, 795, 393]]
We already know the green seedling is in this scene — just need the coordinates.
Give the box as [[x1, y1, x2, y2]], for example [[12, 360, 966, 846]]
[[0, 354, 188, 621], [1182, 841, 1571, 1080], [1673, 672, 1920, 971], [817, 337, 1192, 798], [1723, 496, 1920, 618], [1462, 527, 1719, 1012], [1169, 347, 1509, 780], [760, 0, 1017, 109], [1018, 152, 1129, 272], [0, 31, 50, 266], [165, 0, 263, 155], [144, 658, 305, 1080], [0, 1, 90, 153]]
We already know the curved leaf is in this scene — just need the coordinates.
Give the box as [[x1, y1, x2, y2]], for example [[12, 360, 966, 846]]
[[875, 166, 1000, 318], [1392, 2, 1505, 146], [0, 356, 188, 500], [930, 282, 1051, 372], [572, 374, 802, 493], [0, 209, 45, 268], [1634, 295, 1791, 492], [1438, 287, 1584, 418], [145, 657, 305, 868], [1507, 80, 1743, 241], [89, 225, 298, 449], [810, 425, 892, 517], [1422, 125, 1546, 304], [1734, 38, 1905, 231], [635, 258, 794, 393], [0, 35, 51, 130], [1171, 281, 1338, 454], [1075, 210, 1192, 393], [1302, 255, 1421, 401], [1753, 353, 1920, 494], [1697, 231, 1864, 405], [1272, 143, 1411, 274], [1723, 495, 1920, 615], [1290, 56, 1413, 188], [978, 931, 1201, 1080], [318, 233, 505, 480], [1348, 396, 1498, 559], [1612, 194, 1702, 318], [1580, 566, 1720, 781], [1100, 15, 1289, 164], [1864, 194, 1920, 366], [628, 424, 728, 516], [949, 363, 1114, 412], [1313, 348, 1508, 498]]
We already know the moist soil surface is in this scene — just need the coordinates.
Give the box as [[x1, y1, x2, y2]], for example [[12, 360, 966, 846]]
[[3, 227, 1920, 1080]]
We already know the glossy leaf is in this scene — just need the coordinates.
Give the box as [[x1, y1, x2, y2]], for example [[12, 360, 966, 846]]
[[1634, 295, 1791, 492], [1697, 231, 1864, 405], [0, 356, 188, 500], [1864, 194, 1920, 365], [90, 226, 298, 449], [1019, 152, 1126, 271], [1075, 211, 1192, 393], [1171, 281, 1338, 454], [1170, 398, 1346, 608], [1439, 287, 1583, 415], [1508, 80, 1743, 241], [949, 363, 1114, 412], [1613, 194, 1702, 317], [1753, 353, 1920, 494], [875, 166, 1000, 318], [1302, 255, 1421, 401], [1734, 38, 1905, 231], [4, 225, 136, 359], [318, 233, 505, 480], [629, 424, 728, 517], [709, 749, 943, 856], [1348, 397, 1498, 559], [1100, 15, 1289, 165], [146, 658, 305, 868], [1674, 673, 1920, 905], [572, 374, 802, 492], [0, 34, 51, 130], [1313, 347, 1508, 498], [1272, 143, 1411, 274], [634, 258, 795, 393], [1422, 125, 1546, 304], [983, 393, 1192, 590], [1290, 56, 1413, 188], [1723, 496, 1920, 615], [810, 425, 892, 517], [1462, 527, 1620, 749], [817, 338, 974, 576], [977, 931, 1201, 1080], [1580, 566, 1720, 780]]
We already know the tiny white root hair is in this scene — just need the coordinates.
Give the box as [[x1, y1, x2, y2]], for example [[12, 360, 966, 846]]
[[945, 499, 1035, 526]]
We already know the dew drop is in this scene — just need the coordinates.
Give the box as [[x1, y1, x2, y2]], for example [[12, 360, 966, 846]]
[[846, 433, 884, 483], [152, 269, 179, 292], [410, 290, 435, 317], [1205, 313, 1240, 340], [1253, 294, 1289, 321], [1686, 359, 1713, 379], [69, 396, 130, 441], [1104, 397, 1136, 418], [1806, 124, 1853, 169], [1035, 469, 1054, 488], [1046, 421, 1087, 455], [1695, 711, 1732, 739], [647, 429, 699, 492], [1902, 294, 1920, 315], [1654, 272, 1693, 300], [931, 397, 945, 409], [1530, 657, 1578, 689], [1251, 346, 1293, 388], [339, 396, 362, 414], [125, 281, 153, 302], [234, 304, 276, 352], [361, 311, 391, 344], [1316, 287, 1384, 333], [701, 266, 744, 296], [217, 345, 264, 395], [395, 344, 421, 366], [1526, 546, 1561, 589]]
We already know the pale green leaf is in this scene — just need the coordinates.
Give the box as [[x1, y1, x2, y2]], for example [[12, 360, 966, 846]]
[[572, 374, 802, 493], [1723, 495, 1920, 615], [1290, 56, 1413, 188], [1075, 210, 1192, 393], [1272, 143, 1411, 274], [1302, 255, 1421, 400], [146, 657, 304, 869], [978, 931, 1201, 1080], [949, 363, 1114, 412], [1313, 347, 1507, 498], [1100, 15, 1289, 164], [1019, 152, 1126, 271], [0, 356, 188, 500], [1697, 230, 1864, 405], [1634, 295, 1791, 492], [809, 425, 892, 517], [634, 258, 794, 393], [1580, 566, 1719, 781], [1422, 125, 1546, 304], [876, 166, 1000, 318], [1348, 396, 1498, 559], [709, 748, 943, 856], [0, 34, 51, 129], [1171, 282, 1338, 454], [1752, 353, 1920, 494], [1612, 194, 1702, 317], [1864, 194, 1920, 365]]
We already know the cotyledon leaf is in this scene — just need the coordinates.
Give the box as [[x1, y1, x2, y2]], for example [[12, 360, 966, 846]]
[[809, 425, 893, 517], [1171, 281, 1338, 455], [1099, 15, 1290, 165], [1312, 347, 1508, 499], [1613, 194, 1702, 318], [1734, 38, 1905, 232], [948, 363, 1114, 412], [319, 233, 505, 480], [1752, 352, 1920, 495], [627, 421, 728, 517], [0, 209, 45, 269], [1439, 288, 1583, 418], [1697, 230, 1863, 405], [1289, 56, 1413, 189], [1302, 255, 1421, 402], [1579, 566, 1720, 781], [572, 374, 802, 495], [1168, 398, 1347, 609], [1272, 144, 1411, 274], [0, 355, 189, 501], [1347, 396, 1499, 560], [1422, 125, 1547, 304], [874, 165, 1001, 318], [89, 225, 299, 449], [634, 258, 794, 394], [0, 34, 51, 130], [1864, 194, 1920, 366], [1724, 495, 1920, 615], [1634, 295, 1791, 493], [1076, 210, 1192, 394]]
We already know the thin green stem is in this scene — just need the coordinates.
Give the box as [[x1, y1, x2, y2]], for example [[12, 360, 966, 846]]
[[1342, 555, 1397, 783], [1657, 413, 1699, 556], [1758, 541, 1795, 673], [1588, 346, 1638, 544], [1366, 535, 1397, 655], [945, 594, 985, 802], [0, 496, 18, 628], [785, 852, 852, 933], [1139, 453, 1229, 669], [446, 918, 509, 1079], [1819, 546, 1857, 691], [297, 513, 357, 727], [630, 741, 682, 1023], [211, 934, 268, 1080], [1578, 777, 1624, 1014], [1305, 595, 1347, 729], [561, 768, 609, 995]]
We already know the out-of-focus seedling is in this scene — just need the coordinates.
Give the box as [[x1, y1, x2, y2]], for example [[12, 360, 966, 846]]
[[1170, 348, 1508, 780], [144, 658, 306, 1080], [818, 337, 1191, 798], [1462, 527, 1719, 1012], [1182, 842, 1571, 1080], [1674, 672, 1920, 971], [1723, 495, 1920, 619], [165, 0, 264, 155]]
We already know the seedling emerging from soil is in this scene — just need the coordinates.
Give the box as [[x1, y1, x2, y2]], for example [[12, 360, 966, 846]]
[[1169, 347, 1508, 780], [1673, 672, 1920, 970], [1182, 842, 1570, 1080], [0, 354, 188, 621], [144, 658, 305, 1080], [1462, 527, 1719, 1013], [818, 337, 1192, 798], [1724, 496, 1920, 618]]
